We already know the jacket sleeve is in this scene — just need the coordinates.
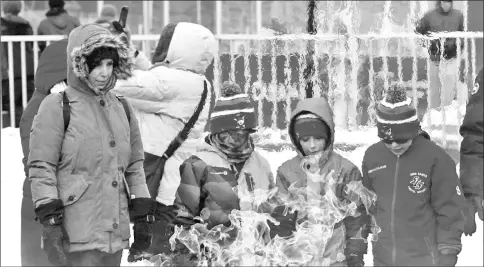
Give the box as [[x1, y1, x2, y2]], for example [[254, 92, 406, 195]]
[[268, 169, 298, 238], [124, 101, 150, 199], [431, 153, 466, 254], [459, 79, 483, 198], [176, 156, 207, 220], [113, 68, 169, 102], [342, 166, 370, 256], [28, 94, 64, 208]]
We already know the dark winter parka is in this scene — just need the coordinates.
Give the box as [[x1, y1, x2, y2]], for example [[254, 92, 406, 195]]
[[273, 98, 370, 265], [362, 133, 466, 266], [28, 24, 150, 253], [460, 68, 483, 199], [20, 38, 68, 197]]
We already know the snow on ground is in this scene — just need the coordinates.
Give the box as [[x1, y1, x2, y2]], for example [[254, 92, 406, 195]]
[[2, 126, 482, 266]]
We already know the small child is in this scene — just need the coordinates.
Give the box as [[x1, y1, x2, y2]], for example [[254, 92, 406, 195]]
[[361, 84, 466, 266], [270, 97, 371, 266]]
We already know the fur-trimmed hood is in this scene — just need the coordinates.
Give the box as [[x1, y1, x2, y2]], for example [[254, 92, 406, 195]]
[[66, 24, 135, 95]]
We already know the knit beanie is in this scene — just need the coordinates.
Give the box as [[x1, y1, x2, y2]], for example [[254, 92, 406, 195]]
[[376, 85, 420, 142], [49, 0, 65, 9], [293, 113, 330, 141], [2, 1, 22, 15], [210, 82, 257, 134]]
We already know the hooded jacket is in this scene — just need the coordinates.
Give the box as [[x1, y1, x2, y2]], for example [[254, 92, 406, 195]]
[[37, 9, 80, 51], [28, 24, 150, 253], [175, 136, 274, 229], [111, 22, 217, 205], [415, 1, 464, 62], [459, 68, 483, 199], [362, 132, 466, 266], [1, 14, 35, 79], [273, 98, 370, 265], [20, 39, 68, 196]]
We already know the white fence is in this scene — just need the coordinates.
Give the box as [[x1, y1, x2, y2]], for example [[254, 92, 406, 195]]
[[1, 32, 483, 145]]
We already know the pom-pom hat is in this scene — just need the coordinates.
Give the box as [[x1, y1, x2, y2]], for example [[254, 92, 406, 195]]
[[376, 85, 420, 142], [209, 82, 257, 134]]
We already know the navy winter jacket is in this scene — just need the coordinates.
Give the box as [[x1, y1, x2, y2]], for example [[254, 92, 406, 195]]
[[362, 133, 466, 266], [459, 68, 483, 199]]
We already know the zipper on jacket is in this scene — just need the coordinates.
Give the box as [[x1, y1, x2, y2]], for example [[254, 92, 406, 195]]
[[391, 155, 400, 265], [424, 236, 436, 265], [109, 232, 113, 253]]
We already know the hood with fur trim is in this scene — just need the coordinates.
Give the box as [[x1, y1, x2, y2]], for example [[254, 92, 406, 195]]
[[66, 24, 135, 95], [163, 22, 217, 75]]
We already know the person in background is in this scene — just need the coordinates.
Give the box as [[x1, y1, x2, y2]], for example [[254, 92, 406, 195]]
[[28, 24, 154, 266], [459, 67, 483, 236], [37, 0, 80, 53], [111, 22, 217, 256], [415, 0, 464, 109], [270, 97, 370, 266], [1, 0, 35, 127], [19, 38, 68, 266], [361, 84, 466, 266], [94, 4, 118, 33]]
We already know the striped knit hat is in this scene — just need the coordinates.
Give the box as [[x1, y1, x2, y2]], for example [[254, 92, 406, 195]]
[[210, 82, 257, 134], [376, 85, 420, 142]]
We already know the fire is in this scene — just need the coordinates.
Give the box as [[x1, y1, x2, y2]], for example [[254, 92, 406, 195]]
[[152, 154, 380, 266]]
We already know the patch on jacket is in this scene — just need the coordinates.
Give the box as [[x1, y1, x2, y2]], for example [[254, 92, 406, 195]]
[[408, 172, 429, 194], [368, 165, 386, 174]]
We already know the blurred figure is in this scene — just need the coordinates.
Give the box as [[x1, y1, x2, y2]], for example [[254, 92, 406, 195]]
[[19, 38, 68, 267], [460, 68, 484, 237], [37, 0, 80, 52], [416, 0, 464, 109], [1, 0, 35, 127], [94, 4, 117, 31]]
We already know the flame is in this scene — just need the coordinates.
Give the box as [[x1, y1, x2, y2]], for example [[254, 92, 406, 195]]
[[155, 154, 380, 266]]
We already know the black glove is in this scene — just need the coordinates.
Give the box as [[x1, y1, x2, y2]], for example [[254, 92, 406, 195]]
[[34, 199, 69, 266], [345, 238, 366, 267], [268, 206, 297, 239], [464, 197, 477, 236], [148, 202, 178, 256], [128, 198, 156, 263], [438, 253, 458, 266], [346, 253, 364, 267]]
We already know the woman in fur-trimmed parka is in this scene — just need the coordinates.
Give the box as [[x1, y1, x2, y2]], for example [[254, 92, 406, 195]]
[[271, 97, 371, 267], [28, 24, 155, 266]]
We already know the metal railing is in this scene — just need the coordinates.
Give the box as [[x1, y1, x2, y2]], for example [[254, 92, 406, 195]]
[[1, 32, 483, 144]]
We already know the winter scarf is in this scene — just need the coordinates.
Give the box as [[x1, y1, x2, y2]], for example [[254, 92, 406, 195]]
[[207, 134, 255, 164]]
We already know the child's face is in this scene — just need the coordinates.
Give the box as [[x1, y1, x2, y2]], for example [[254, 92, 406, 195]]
[[300, 136, 327, 156], [217, 130, 251, 149], [383, 139, 413, 156]]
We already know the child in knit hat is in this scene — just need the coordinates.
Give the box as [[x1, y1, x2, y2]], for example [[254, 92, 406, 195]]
[[161, 82, 273, 264], [361, 84, 466, 266]]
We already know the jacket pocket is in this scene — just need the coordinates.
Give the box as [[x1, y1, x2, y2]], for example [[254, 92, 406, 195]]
[[424, 236, 437, 265], [58, 174, 92, 243]]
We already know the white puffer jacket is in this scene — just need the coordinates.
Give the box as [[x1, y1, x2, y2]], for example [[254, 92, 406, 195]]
[[112, 22, 217, 204]]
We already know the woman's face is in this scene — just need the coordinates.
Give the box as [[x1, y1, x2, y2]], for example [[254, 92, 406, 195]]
[[218, 130, 251, 149], [88, 58, 113, 91], [300, 136, 327, 156]]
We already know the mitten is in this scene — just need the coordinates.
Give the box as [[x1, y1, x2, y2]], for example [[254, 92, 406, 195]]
[[148, 202, 178, 256], [438, 253, 458, 266], [128, 198, 156, 262], [34, 199, 69, 266], [345, 238, 366, 267], [268, 206, 297, 239]]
